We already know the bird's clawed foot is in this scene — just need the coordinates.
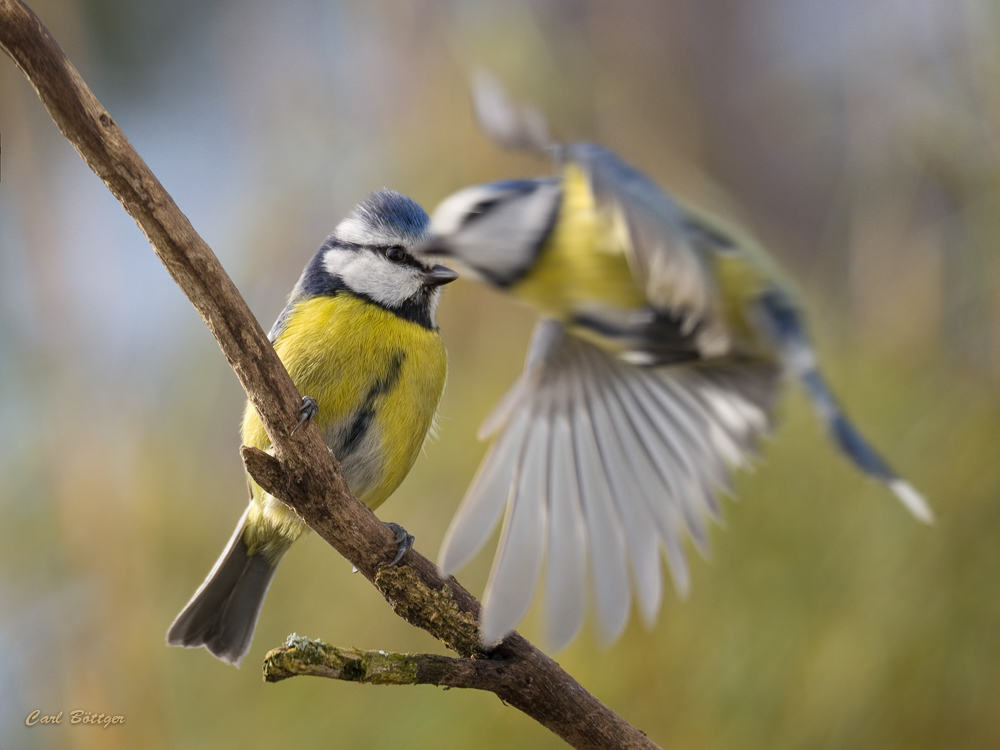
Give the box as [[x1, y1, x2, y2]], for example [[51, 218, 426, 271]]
[[382, 522, 415, 568], [291, 396, 319, 436]]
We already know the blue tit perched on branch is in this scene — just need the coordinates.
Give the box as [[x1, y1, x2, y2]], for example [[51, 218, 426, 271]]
[[167, 190, 458, 667], [416, 75, 932, 650]]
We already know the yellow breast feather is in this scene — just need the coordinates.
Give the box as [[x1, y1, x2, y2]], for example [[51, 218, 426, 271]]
[[513, 163, 645, 319], [241, 294, 447, 557]]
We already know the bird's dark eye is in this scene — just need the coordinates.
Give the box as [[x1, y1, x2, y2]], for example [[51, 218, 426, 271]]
[[385, 246, 406, 262]]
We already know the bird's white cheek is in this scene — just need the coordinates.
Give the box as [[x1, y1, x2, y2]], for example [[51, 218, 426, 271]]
[[359, 271, 423, 308], [346, 256, 422, 307], [324, 248, 424, 307]]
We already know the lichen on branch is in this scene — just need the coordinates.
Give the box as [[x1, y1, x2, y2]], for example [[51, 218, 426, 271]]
[[264, 636, 421, 685]]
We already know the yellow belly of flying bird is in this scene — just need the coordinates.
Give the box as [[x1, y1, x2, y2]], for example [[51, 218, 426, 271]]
[[240, 294, 448, 560], [513, 164, 646, 321]]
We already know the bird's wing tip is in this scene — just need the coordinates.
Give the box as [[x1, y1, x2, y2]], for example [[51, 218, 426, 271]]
[[436, 540, 464, 577], [479, 612, 514, 647]]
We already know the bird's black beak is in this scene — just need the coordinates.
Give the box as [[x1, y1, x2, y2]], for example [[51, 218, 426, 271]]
[[424, 264, 459, 287]]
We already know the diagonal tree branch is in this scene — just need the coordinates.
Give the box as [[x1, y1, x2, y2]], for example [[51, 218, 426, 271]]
[[0, 2, 659, 747]]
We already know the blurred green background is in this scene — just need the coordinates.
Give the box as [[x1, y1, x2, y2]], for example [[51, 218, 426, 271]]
[[2, 0, 999, 748]]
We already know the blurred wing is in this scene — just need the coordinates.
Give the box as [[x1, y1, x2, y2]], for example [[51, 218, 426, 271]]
[[570, 144, 731, 357], [438, 319, 781, 649], [471, 70, 553, 155]]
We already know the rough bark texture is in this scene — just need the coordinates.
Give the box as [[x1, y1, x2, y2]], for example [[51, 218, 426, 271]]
[[0, 2, 660, 747], [264, 636, 497, 688]]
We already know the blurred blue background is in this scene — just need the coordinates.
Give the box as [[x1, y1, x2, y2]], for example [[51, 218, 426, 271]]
[[1, 0, 998, 747]]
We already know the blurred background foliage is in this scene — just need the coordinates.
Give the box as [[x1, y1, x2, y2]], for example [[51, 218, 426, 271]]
[[1, 0, 998, 748]]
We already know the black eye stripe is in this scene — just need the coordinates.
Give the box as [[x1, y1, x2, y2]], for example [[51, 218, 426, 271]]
[[335, 240, 426, 270], [472, 199, 499, 214], [461, 199, 501, 228], [376, 244, 425, 270], [459, 181, 543, 226]]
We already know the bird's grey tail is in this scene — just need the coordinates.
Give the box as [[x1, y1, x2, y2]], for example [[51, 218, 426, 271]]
[[166, 508, 286, 667], [757, 290, 934, 523]]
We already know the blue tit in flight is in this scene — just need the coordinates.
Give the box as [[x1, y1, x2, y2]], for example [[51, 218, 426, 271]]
[[167, 190, 458, 667], [416, 76, 932, 651]]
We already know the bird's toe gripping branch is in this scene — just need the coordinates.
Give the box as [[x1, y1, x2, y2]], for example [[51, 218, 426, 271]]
[[291, 396, 319, 436], [382, 522, 415, 568]]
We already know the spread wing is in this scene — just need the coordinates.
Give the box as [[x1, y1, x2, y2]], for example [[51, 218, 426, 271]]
[[438, 319, 781, 649]]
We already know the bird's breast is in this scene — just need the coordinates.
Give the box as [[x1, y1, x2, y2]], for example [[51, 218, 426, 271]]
[[242, 294, 447, 510], [509, 164, 658, 356]]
